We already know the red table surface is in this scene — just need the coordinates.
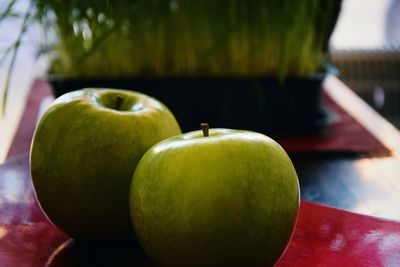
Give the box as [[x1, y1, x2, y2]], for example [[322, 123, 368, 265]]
[[0, 155, 400, 266]]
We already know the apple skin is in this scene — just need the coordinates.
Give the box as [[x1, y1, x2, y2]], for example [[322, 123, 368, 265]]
[[30, 88, 181, 242], [130, 129, 300, 267]]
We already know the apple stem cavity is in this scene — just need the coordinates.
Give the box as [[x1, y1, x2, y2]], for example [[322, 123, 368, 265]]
[[115, 95, 124, 111], [201, 123, 209, 137]]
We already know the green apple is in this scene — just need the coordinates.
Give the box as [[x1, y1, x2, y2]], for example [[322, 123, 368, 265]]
[[130, 125, 300, 267], [30, 88, 181, 242]]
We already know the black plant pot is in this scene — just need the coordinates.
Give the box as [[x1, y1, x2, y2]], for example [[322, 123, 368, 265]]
[[49, 70, 336, 136]]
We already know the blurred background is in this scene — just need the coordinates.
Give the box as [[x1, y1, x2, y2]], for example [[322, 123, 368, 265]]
[[0, 0, 399, 163], [330, 0, 400, 128]]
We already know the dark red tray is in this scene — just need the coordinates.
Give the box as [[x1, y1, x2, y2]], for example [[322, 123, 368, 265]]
[[1, 155, 400, 266]]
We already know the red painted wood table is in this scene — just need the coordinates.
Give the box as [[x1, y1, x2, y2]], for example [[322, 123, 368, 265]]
[[2, 76, 400, 266]]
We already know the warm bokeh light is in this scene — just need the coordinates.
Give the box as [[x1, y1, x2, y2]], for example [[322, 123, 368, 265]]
[[352, 157, 400, 220]]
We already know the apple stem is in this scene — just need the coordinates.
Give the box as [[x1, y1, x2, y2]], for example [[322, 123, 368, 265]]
[[201, 123, 209, 137], [115, 95, 124, 110]]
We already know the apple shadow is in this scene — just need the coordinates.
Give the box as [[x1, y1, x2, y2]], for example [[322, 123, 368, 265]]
[[45, 239, 154, 267]]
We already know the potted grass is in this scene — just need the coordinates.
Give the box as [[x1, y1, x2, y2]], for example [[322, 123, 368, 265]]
[[21, 0, 342, 134]]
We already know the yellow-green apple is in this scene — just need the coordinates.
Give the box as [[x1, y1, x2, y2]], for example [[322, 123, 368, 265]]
[[130, 125, 300, 266], [30, 88, 181, 242]]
